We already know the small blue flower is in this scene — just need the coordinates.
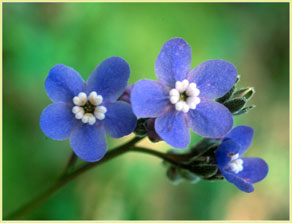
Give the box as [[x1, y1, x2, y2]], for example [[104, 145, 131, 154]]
[[215, 125, 268, 193], [40, 57, 137, 162], [131, 38, 237, 148]]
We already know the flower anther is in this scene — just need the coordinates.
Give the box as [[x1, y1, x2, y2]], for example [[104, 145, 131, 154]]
[[227, 153, 244, 174], [169, 79, 200, 113], [72, 91, 107, 125]]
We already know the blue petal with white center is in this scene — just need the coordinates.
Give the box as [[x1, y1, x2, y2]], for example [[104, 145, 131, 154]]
[[45, 64, 85, 103], [215, 139, 241, 168], [40, 102, 77, 140], [131, 79, 170, 118], [224, 125, 254, 155], [188, 60, 237, 99], [155, 109, 190, 148], [87, 57, 130, 103], [155, 38, 192, 87], [236, 157, 269, 184], [41, 57, 136, 162], [215, 126, 269, 193], [187, 100, 233, 138], [70, 124, 107, 162], [103, 101, 137, 138]]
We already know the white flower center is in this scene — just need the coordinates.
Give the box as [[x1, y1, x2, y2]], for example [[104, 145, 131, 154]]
[[227, 153, 244, 174], [72, 91, 107, 125], [169, 79, 200, 113]]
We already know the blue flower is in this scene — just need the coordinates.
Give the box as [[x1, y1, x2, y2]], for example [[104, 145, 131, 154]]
[[40, 57, 137, 162], [215, 125, 268, 193], [131, 38, 237, 148]]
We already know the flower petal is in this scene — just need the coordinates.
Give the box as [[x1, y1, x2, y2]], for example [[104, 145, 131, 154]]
[[155, 38, 192, 87], [236, 157, 269, 184], [102, 101, 137, 138], [215, 139, 241, 169], [224, 125, 254, 155], [188, 60, 237, 99], [40, 102, 77, 140], [87, 57, 130, 103], [187, 100, 233, 138], [45, 64, 85, 103], [222, 171, 255, 193], [155, 109, 190, 148], [131, 79, 170, 118], [70, 124, 107, 162]]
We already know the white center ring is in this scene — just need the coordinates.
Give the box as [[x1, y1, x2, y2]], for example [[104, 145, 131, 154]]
[[169, 80, 201, 113], [72, 91, 107, 125]]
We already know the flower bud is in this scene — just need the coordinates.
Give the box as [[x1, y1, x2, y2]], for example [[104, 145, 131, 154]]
[[118, 84, 133, 104], [146, 118, 162, 142]]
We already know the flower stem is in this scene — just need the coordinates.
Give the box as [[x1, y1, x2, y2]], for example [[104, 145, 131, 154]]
[[5, 136, 143, 220], [131, 146, 189, 168], [59, 152, 78, 178]]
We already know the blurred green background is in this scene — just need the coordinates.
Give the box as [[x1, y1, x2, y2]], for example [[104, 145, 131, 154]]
[[3, 3, 289, 220]]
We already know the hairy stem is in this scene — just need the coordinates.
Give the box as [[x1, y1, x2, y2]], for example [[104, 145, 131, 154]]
[[6, 136, 143, 220], [59, 152, 78, 178], [6, 138, 200, 220], [131, 146, 189, 168]]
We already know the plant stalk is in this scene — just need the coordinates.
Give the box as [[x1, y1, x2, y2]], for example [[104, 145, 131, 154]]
[[6, 136, 142, 220]]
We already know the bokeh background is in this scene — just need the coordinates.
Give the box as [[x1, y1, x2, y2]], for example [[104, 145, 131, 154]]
[[3, 3, 289, 220]]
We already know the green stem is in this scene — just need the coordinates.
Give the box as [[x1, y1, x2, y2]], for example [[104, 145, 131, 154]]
[[59, 152, 78, 178], [131, 146, 189, 168], [7, 138, 198, 220], [5, 136, 143, 220]]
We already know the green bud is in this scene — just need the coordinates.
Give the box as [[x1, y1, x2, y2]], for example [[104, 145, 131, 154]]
[[189, 163, 218, 178], [216, 86, 235, 104], [235, 75, 240, 84], [190, 138, 220, 159], [203, 171, 224, 181], [224, 98, 247, 113], [233, 87, 255, 101], [166, 166, 183, 185], [233, 105, 256, 115], [178, 168, 201, 184], [134, 118, 148, 137]]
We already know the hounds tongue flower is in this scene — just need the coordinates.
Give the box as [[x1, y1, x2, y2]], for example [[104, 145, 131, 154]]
[[40, 57, 137, 162], [131, 38, 237, 148], [215, 125, 268, 193]]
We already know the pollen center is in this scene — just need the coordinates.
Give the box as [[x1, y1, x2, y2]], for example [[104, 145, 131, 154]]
[[72, 91, 107, 125], [227, 153, 244, 174], [83, 102, 96, 113], [169, 79, 201, 113]]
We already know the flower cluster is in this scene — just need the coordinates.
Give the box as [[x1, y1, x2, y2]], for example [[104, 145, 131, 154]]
[[40, 38, 268, 192]]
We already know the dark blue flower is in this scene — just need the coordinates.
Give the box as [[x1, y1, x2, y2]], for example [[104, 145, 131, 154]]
[[131, 38, 237, 148], [40, 57, 137, 162], [215, 125, 268, 193]]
